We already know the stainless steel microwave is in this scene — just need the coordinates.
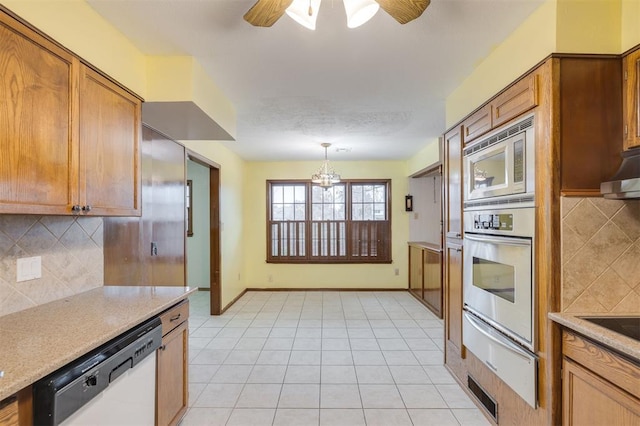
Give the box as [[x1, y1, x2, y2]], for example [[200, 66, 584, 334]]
[[463, 114, 535, 205]]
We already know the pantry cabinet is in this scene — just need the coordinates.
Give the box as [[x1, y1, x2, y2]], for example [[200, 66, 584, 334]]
[[623, 47, 640, 150], [0, 8, 141, 216], [156, 300, 189, 426]]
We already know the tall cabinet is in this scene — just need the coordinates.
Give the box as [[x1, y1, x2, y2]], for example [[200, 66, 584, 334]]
[[443, 126, 464, 359], [442, 55, 622, 425]]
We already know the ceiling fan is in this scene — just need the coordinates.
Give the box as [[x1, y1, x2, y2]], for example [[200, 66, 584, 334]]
[[244, 0, 430, 27]]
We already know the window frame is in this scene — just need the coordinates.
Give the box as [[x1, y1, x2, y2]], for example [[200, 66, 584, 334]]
[[266, 179, 392, 264]]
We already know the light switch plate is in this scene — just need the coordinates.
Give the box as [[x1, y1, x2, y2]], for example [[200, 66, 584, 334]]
[[17, 256, 42, 282]]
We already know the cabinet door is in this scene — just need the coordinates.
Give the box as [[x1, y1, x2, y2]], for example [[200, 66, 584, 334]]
[[156, 320, 188, 426], [409, 246, 423, 299], [492, 74, 537, 128], [563, 359, 640, 425], [79, 65, 141, 216], [0, 12, 79, 215], [624, 49, 640, 150], [444, 127, 463, 239], [445, 242, 463, 354], [423, 249, 442, 318], [0, 396, 18, 426], [463, 105, 492, 144]]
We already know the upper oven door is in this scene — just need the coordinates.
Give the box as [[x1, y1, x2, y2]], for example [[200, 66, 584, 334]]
[[463, 233, 533, 349], [464, 131, 527, 202]]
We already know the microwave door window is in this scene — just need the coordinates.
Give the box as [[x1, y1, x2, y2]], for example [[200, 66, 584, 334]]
[[473, 152, 506, 190], [472, 257, 515, 303]]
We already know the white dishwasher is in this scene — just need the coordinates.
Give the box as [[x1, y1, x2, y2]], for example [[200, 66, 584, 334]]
[[33, 317, 162, 426]]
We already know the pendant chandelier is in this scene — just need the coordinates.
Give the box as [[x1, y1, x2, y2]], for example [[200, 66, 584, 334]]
[[311, 143, 341, 188], [286, 0, 380, 30]]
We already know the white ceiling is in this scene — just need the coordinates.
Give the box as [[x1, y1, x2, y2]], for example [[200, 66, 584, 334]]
[[86, 0, 543, 161]]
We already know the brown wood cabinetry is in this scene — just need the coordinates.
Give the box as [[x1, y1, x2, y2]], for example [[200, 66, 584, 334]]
[[463, 105, 492, 144], [0, 397, 18, 426], [442, 54, 622, 425], [444, 242, 463, 355], [623, 47, 640, 150], [562, 331, 640, 425], [408, 243, 442, 318], [0, 8, 141, 216], [156, 300, 189, 426], [492, 73, 537, 128]]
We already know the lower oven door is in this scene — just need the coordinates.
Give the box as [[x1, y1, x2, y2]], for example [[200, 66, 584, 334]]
[[463, 232, 533, 348], [463, 310, 537, 407]]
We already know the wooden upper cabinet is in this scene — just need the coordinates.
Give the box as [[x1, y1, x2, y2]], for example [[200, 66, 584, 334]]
[[623, 48, 640, 150], [444, 126, 463, 239], [79, 65, 141, 216], [0, 12, 79, 215], [492, 73, 538, 128], [463, 105, 492, 144], [0, 9, 141, 216]]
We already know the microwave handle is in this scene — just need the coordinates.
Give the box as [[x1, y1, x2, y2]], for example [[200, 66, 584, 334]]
[[463, 311, 534, 361], [464, 233, 531, 247]]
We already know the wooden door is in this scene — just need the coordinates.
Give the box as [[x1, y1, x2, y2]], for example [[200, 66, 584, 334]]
[[0, 12, 79, 215], [445, 242, 463, 354], [409, 246, 423, 299], [423, 249, 442, 318], [156, 320, 188, 426], [563, 359, 640, 425], [624, 48, 640, 150], [444, 127, 463, 240], [79, 64, 141, 216]]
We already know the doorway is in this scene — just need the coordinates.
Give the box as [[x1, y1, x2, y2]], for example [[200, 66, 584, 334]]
[[186, 150, 221, 315]]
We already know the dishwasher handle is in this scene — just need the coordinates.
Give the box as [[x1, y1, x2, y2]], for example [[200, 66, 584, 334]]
[[109, 358, 133, 383]]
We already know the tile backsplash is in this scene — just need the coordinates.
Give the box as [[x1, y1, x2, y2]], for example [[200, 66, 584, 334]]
[[0, 215, 103, 317], [561, 197, 640, 313]]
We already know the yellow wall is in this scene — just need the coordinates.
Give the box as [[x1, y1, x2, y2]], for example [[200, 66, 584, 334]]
[[407, 138, 440, 176], [242, 161, 410, 289], [182, 142, 246, 308], [622, 0, 640, 52], [3, 0, 147, 97], [556, 0, 621, 54], [446, 0, 557, 127]]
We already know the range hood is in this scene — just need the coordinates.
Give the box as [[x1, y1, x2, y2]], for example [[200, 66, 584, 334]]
[[601, 147, 640, 199]]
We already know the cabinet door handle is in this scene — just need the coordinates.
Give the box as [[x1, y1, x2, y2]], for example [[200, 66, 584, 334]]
[[158, 345, 166, 351], [71, 205, 81, 212], [455, 248, 462, 253], [170, 313, 181, 322], [82, 205, 92, 212]]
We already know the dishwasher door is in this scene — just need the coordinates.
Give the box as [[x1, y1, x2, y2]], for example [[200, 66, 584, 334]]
[[61, 354, 156, 426]]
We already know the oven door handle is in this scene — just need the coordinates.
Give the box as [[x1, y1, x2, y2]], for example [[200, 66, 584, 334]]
[[464, 233, 531, 247], [463, 311, 534, 361]]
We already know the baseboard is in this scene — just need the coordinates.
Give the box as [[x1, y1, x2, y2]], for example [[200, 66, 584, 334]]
[[245, 287, 408, 292], [220, 288, 248, 315]]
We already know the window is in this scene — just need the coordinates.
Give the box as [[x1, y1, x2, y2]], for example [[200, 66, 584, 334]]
[[267, 180, 391, 263]]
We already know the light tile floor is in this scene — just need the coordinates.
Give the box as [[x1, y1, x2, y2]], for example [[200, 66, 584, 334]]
[[181, 291, 489, 426]]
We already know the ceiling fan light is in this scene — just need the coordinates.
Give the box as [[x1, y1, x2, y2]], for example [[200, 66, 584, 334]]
[[286, 0, 322, 30], [343, 0, 379, 28]]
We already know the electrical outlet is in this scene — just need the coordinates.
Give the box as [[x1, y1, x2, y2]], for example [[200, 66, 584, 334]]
[[17, 256, 42, 282], [268, 275, 273, 283], [394, 268, 400, 276], [414, 213, 419, 220]]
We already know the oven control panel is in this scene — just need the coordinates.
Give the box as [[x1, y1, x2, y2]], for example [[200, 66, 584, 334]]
[[473, 213, 513, 231]]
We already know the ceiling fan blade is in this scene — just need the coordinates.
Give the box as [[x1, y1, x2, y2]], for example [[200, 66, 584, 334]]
[[375, 0, 430, 24], [244, 0, 295, 27]]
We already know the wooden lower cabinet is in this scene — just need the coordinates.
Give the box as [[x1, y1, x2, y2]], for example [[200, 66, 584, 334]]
[[156, 301, 189, 426], [0, 397, 18, 426], [562, 331, 640, 426], [408, 243, 443, 318]]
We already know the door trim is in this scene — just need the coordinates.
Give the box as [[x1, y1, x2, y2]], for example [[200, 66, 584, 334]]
[[187, 150, 222, 315]]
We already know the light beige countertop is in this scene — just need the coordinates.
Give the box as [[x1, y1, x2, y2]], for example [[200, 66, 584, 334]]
[[407, 241, 442, 252], [0, 286, 196, 401], [549, 312, 640, 362]]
